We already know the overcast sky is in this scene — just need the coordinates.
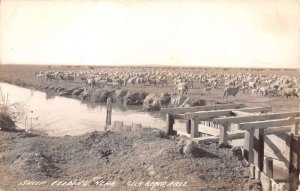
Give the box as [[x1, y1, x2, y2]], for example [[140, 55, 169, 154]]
[[1, 0, 300, 68]]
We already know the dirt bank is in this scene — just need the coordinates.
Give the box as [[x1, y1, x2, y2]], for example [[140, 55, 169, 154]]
[[0, 126, 261, 191], [0, 113, 16, 131], [1, 77, 208, 112]]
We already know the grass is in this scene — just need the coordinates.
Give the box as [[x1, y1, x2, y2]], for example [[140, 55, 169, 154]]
[[0, 87, 27, 119], [0, 87, 48, 135]]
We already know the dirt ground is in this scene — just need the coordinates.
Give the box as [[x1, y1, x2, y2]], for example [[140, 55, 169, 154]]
[[0, 65, 299, 191], [0, 127, 261, 191]]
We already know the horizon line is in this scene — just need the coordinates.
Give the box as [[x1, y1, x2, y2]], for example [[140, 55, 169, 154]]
[[1, 63, 299, 70]]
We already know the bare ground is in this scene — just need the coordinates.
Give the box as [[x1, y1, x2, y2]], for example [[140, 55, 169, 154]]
[[0, 128, 261, 191]]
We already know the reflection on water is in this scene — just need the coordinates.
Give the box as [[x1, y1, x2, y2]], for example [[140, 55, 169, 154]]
[[0, 83, 185, 136]]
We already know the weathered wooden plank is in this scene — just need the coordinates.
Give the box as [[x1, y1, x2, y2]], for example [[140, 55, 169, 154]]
[[160, 103, 245, 114], [244, 129, 255, 164], [238, 117, 300, 130], [253, 128, 264, 176], [213, 111, 300, 125], [193, 126, 291, 144], [288, 134, 300, 191], [264, 134, 289, 166], [172, 114, 185, 119], [185, 106, 272, 120], [198, 124, 219, 136], [231, 110, 253, 117]]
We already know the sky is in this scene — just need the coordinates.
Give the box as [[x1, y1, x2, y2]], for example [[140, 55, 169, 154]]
[[0, 0, 300, 68]]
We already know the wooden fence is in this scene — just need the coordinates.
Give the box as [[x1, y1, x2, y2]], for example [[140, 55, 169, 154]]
[[161, 103, 300, 191]]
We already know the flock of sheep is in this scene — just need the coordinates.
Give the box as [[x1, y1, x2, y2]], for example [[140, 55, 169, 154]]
[[35, 68, 300, 101]]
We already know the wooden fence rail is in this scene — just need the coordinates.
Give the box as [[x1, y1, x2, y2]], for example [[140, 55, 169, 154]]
[[161, 105, 300, 191]]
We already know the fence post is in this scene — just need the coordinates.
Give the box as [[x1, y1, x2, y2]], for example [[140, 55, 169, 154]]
[[219, 123, 229, 145], [185, 119, 191, 134], [191, 118, 199, 138], [244, 128, 254, 164], [264, 157, 273, 178], [288, 134, 300, 191], [253, 128, 264, 180], [260, 158, 273, 191], [165, 114, 176, 135], [105, 97, 112, 130], [291, 121, 299, 135]]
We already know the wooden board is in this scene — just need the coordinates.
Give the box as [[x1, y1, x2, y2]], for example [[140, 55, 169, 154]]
[[213, 111, 300, 125], [193, 126, 291, 144], [238, 117, 300, 130], [184, 106, 272, 120], [160, 103, 244, 114]]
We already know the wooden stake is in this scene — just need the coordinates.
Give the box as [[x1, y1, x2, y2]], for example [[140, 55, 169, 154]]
[[165, 114, 176, 135], [105, 97, 112, 129]]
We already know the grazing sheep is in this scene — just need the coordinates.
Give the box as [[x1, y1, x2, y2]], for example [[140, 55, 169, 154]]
[[248, 82, 257, 89], [281, 88, 299, 99], [112, 82, 120, 88], [266, 88, 277, 97], [175, 82, 188, 95], [224, 80, 236, 87], [146, 78, 157, 86], [258, 87, 268, 96], [46, 73, 55, 81], [156, 79, 168, 87], [126, 78, 136, 86], [86, 78, 95, 87], [223, 85, 240, 102], [251, 88, 258, 96]]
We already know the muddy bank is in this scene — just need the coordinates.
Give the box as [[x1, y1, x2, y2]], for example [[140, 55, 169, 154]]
[[2, 78, 147, 106], [1, 79, 207, 111], [0, 113, 16, 131], [0, 125, 261, 191]]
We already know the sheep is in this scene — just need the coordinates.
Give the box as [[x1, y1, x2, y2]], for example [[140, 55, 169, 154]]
[[223, 85, 240, 102], [175, 82, 188, 95], [266, 88, 277, 97], [86, 78, 95, 87], [248, 82, 257, 89], [251, 88, 258, 96], [257, 87, 268, 96], [281, 88, 299, 99]]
